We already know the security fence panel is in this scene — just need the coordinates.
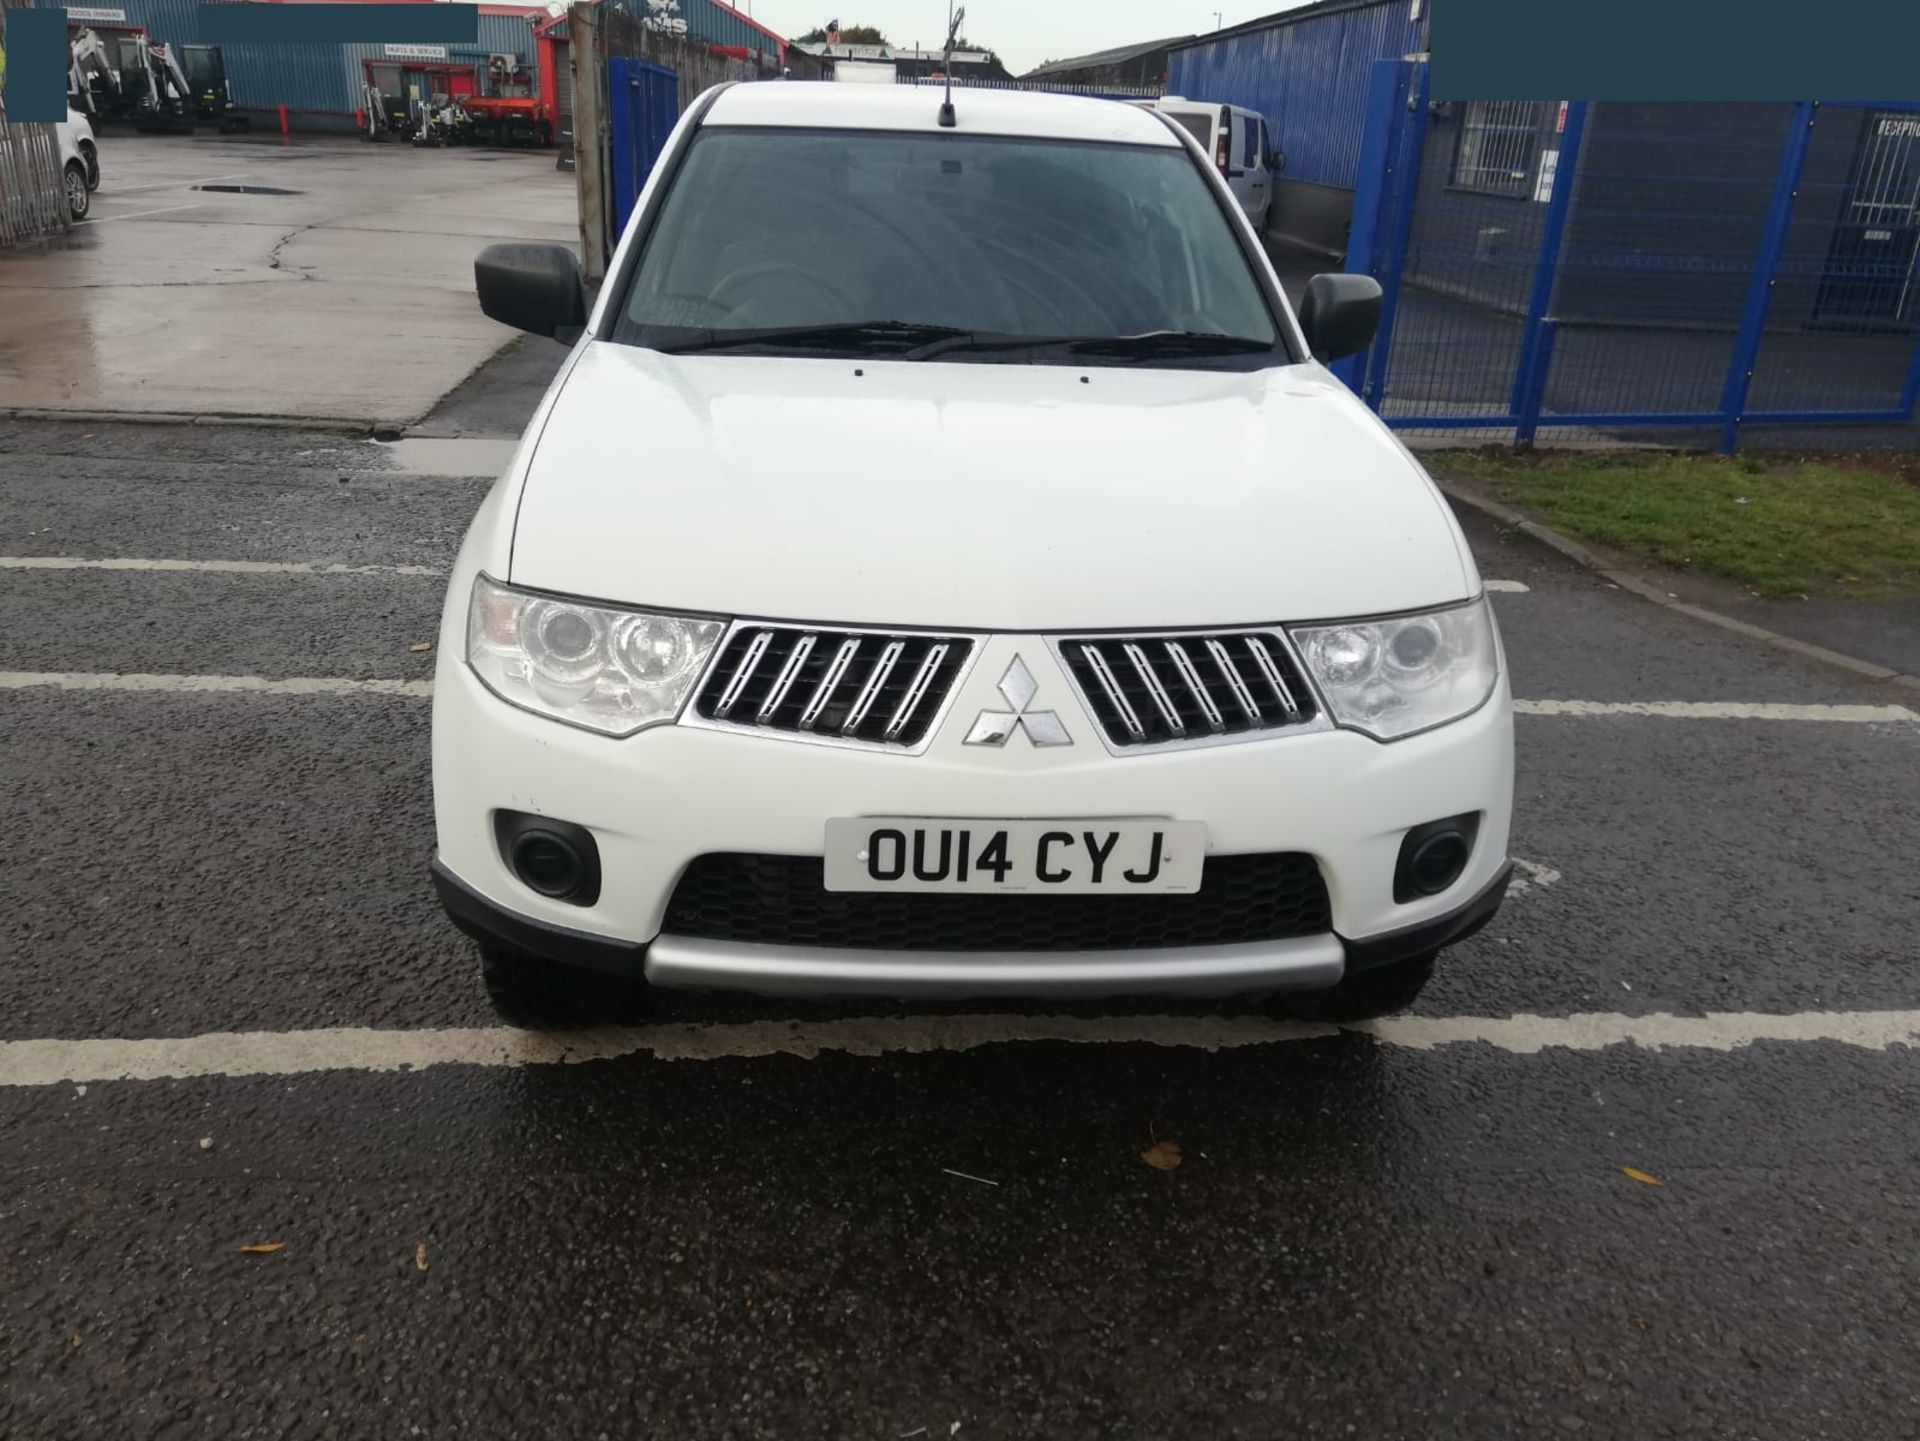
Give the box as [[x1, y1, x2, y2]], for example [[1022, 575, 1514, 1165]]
[[1531, 103, 1788, 436], [1339, 63, 1920, 449], [1381, 90, 1553, 428], [1338, 63, 1553, 432], [1746, 102, 1920, 424]]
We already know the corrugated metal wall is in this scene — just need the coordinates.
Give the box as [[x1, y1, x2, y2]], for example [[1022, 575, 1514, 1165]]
[[675, 0, 784, 60], [1167, 0, 1425, 188], [34, 0, 547, 115], [232, 43, 359, 113]]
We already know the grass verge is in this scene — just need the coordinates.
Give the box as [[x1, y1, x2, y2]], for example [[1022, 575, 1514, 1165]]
[[1437, 451, 1920, 599]]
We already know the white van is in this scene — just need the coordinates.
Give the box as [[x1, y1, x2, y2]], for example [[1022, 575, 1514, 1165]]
[[53, 108, 101, 222], [1151, 97, 1272, 230]]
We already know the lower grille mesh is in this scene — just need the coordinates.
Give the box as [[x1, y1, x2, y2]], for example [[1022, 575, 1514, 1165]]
[[662, 852, 1332, 952]]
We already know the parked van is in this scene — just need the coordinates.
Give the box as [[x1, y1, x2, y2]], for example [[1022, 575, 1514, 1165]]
[[53, 109, 101, 222], [1151, 97, 1273, 230]]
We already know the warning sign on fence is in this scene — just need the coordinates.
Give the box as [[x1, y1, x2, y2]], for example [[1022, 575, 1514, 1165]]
[[1533, 148, 1558, 203]]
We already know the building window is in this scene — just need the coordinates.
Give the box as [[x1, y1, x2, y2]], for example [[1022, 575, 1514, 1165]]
[[1451, 101, 1543, 198]]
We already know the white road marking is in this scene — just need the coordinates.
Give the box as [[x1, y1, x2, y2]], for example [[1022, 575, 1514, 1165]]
[[3, 1009, 1918, 1087], [1484, 579, 1530, 593], [1506, 858, 1561, 897], [0, 556, 443, 578], [0, 671, 430, 698], [4, 669, 1914, 724], [940, 1168, 1001, 1188], [76, 203, 202, 226], [1513, 699, 1917, 723]]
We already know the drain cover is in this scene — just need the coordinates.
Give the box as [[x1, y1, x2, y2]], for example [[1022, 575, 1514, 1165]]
[[193, 184, 302, 195]]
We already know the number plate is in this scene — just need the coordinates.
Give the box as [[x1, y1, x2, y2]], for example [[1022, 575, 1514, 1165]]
[[823, 819, 1207, 895]]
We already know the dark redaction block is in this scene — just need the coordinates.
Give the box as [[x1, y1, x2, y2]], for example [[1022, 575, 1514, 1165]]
[[5, 9, 70, 124], [1430, 0, 1920, 102], [195, 2, 478, 46]]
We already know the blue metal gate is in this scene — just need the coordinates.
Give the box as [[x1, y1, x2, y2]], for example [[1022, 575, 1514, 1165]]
[[1338, 60, 1920, 449], [608, 56, 679, 238]]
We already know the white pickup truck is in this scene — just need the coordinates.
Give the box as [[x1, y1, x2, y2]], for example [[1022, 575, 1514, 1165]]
[[434, 83, 1513, 1028]]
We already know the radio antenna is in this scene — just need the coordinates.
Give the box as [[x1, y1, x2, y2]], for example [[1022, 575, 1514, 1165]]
[[938, 2, 964, 128]]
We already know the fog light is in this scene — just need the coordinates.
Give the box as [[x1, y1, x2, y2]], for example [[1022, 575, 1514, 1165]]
[[1394, 814, 1480, 902], [513, 832, 581, 894], [494, 811, 601, 906]]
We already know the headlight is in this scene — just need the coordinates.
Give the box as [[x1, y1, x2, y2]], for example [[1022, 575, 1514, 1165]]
[[465, 574, 726, 736], [1289, 598, 1499, 741]]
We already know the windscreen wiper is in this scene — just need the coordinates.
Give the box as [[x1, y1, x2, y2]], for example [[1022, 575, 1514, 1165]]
[[657, 321, 969, 355], [1061, 330, 1276, 359], [902, 330, 1277, 362], [900, 331, 1070, 360]]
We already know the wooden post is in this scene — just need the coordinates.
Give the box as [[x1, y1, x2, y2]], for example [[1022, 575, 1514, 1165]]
[[569, 1, 609, 281]]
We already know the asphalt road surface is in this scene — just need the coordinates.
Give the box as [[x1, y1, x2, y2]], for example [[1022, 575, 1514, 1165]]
[[2, 418, 1917, 1439]]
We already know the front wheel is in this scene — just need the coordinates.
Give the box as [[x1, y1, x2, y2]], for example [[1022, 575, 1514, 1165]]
[[1276, 951, 1436, 1023], [63, 161, 91, 221], [478, 942, 632, 1029]]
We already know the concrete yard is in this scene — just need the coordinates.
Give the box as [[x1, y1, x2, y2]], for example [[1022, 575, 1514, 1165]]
[[0, 132, 574, 426], [2, 415, 1918, 1437]]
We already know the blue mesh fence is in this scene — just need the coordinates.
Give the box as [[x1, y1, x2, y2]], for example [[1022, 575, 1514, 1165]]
[[1537, 103, 1783, 423], [1747, 106, 1920, 418], [1339, 63, 1920, 449]]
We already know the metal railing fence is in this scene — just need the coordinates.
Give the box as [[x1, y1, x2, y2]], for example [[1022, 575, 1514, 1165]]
[[0, 118, 68, 247]]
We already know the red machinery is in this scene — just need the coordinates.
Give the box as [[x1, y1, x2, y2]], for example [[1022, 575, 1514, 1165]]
[[463, 53, 551, 146], [462, 93, 551, 146]]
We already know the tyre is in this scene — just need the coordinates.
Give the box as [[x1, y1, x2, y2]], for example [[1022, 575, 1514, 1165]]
[[478, 941, 630, 1029], [63, 161, 91, 221], [80, 141, 100, 190], [1277, 951, 1436, 1023]]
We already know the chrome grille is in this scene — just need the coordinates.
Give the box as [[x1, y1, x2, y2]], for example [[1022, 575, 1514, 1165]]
[[692, 625, 974, 749], [1055, 631, 1320, 750]]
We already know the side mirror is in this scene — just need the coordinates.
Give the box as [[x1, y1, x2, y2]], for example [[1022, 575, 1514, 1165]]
[[474, 242, 587, 340], [1297, 272, 1382, 363], [1270, 147, 1285, 173]]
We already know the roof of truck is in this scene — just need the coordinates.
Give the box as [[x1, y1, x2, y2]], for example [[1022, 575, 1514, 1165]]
[[704, 81, 1184, 145]]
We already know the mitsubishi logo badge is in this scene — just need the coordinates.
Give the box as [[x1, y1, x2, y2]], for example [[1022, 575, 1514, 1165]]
[[964, 655, 1072, 748]]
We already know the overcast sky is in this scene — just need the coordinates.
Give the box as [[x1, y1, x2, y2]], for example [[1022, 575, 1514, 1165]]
[[734, 2, 1308, 76]]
